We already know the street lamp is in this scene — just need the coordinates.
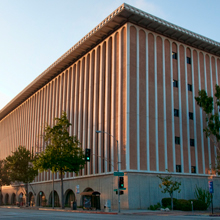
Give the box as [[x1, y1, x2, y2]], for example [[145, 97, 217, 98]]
[[96, 130, 120, 213]]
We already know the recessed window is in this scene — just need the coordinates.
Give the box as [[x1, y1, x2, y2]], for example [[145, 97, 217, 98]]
[[173, 80, 178, 88], [172, 52, 177, 60], [174, 109, 179, 117], [189, 112, 193, 120], [190, 139, 195, 147], [187, 57, 191, 64], [175, 136, 180, 145], [188, 84, 192, 92], [191, 166, 196, 173], [176, 165, 182, 173]]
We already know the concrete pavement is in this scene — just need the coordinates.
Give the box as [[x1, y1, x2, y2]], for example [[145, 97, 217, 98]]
[[1, 205, 220, 217]]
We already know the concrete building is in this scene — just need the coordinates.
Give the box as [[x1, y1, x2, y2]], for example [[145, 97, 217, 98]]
[[0, 3, 220, 209]]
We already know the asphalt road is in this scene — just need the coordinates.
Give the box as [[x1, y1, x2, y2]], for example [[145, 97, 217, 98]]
[[0, 208, 220, 220]]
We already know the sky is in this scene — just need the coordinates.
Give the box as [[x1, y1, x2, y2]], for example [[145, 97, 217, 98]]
[[0, 0, 220, 110]]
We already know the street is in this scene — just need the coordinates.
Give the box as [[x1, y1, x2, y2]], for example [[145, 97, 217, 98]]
[[0, 208, 220, 220]]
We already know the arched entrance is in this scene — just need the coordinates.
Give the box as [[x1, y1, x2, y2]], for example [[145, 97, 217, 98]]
[[19, 193, 25, 206], [37, 191, 46, 206], [5, 193, 9, 205], [28, 192, 35, 206], [11, 193, 16, 205], [64, 189, 75, 207], [48, 190, 60, 207], [80, 187, 101, 210]]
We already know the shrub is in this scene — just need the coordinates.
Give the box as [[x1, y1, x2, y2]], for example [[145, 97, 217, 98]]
[[161, 198, 177, 208], [148, 202, 161, 210], [189, 199, 207, 210], [194, 185, 211, 208], [175, 199, 191, 211]]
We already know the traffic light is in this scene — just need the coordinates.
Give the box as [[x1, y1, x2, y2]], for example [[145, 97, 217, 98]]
[[118, 177, 124, 189], [85, 148, 90, 162]]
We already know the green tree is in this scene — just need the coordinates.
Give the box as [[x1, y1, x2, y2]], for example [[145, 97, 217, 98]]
[[34, 112, 85, 209], [5, 146, 38, 206], [195, 84, 220, 171], [0, 160, 11, 205], [158, 173, 181, 210]]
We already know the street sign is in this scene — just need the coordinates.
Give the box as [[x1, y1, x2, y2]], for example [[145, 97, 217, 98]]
[[114, 188, 126, 191], [208, 181, 214, 193], [114, 172, 124, 176], [76, 185, 80, 194]]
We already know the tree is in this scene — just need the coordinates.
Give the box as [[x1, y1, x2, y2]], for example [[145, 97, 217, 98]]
[[158, 173, 181, 210], [195, 84, 220, 171], [34, 112, 86, 209], [5, 146, 38, 206], [0, 160, 11, 205]]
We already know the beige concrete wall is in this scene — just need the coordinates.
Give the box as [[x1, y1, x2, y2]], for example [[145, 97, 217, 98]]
[[2, 173, 220, 209]]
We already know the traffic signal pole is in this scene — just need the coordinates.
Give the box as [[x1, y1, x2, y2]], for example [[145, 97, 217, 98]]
[[96, 130, 121, 214], [117, 140, 120, 213]]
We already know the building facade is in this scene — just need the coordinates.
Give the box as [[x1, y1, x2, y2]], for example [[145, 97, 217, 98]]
[[0, 3, 220, 209]]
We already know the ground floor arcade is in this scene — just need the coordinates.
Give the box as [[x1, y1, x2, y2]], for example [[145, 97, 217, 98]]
[[1, 173, 220, 209]]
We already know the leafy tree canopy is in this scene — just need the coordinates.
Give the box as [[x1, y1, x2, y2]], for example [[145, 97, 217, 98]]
[[34, 112, 85, 173], [195, 84, 220, 170], [5, 146, 38, 184], [0, 160, 11, 186], [158, 175, 181, 195]]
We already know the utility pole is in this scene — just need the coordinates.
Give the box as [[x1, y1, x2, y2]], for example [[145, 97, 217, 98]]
[[96, 130, 121, 213]]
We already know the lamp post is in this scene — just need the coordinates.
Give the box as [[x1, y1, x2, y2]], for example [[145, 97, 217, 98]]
[[52, 172, 54, 209], [96, 130, 120, 213]]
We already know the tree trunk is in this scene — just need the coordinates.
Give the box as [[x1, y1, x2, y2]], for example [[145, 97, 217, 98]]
[[60, 170, 64, 209], [26, 183, 29, 207], [171, 193, 173, 210], [52, 172, 54, 209]]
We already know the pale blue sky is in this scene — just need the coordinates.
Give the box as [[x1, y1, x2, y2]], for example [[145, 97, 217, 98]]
[[0, 0, 220, 110]]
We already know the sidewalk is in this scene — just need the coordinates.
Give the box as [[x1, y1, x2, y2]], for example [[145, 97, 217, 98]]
[[1, 205, 220, 217]]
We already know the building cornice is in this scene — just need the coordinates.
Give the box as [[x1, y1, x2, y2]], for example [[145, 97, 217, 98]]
[[1, 3, 220, 120]]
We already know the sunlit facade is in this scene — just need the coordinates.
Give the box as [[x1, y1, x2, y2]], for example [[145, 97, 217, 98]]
[[1, 3, 220, 209]]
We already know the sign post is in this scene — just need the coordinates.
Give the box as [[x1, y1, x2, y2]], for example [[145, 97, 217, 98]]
[[208, 181, 214, 214]]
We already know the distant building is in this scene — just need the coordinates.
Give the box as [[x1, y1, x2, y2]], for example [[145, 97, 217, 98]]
[[1, 3, 220, 209]]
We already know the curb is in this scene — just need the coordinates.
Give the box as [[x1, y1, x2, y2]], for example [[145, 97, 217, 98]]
[[38, 208, 117, 215], [1, 206, 220, 216]]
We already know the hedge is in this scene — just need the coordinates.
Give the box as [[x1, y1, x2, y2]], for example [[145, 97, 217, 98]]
[[189, 199, 207, 210], [161, 198, 178, 208], [175, 199, 191, 211], [162, 198, 207, 211]]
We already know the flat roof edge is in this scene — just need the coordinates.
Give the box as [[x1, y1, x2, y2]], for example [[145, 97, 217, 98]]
[[1, 3, 220, 120]]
